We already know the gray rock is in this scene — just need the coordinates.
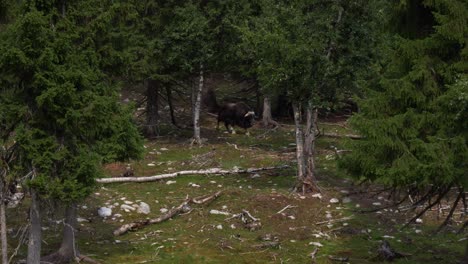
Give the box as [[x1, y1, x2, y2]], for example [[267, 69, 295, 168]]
[[98, 207, 112, 218], [137, 202, 151, 214]]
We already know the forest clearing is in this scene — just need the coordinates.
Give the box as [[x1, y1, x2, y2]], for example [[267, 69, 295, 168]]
[[0, 0, 466, 263]]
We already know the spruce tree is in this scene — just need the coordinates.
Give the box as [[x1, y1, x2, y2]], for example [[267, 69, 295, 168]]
[[340, 0, 467, 227], [0, 3, 143, 262]]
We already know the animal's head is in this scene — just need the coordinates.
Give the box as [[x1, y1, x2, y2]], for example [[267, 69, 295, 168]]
[[243, 111, 255, 128]]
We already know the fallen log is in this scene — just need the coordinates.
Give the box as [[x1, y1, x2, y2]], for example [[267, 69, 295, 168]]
[[113, 191, 222, 236], [97, 165, 289, 184], [322, 132, 362, 140]]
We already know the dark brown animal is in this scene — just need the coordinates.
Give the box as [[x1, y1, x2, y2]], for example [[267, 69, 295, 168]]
[[217, 102, 255, 134]]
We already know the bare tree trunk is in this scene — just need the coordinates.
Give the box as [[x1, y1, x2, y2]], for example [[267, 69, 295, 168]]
[[192, 63, 204, 144], [262, 97, 278, 128], [42, 204, 79, 264], [292, 103, 319, 193], [145, 79, 159, 137], [292, 103, 306, 182], [303, 105, 319, 192], [0, 189, 7, 264], [27, 189, 41, 264]]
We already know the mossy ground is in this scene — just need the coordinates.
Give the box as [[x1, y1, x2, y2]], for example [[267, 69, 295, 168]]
[[6, 117, 466, 263]]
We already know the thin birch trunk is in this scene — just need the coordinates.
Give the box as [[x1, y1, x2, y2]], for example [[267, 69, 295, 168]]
[[292, 104, 306, 182], [0, 189, 7, 264], [262, 97, 278, 128], [192, 63, 204, 144], [27, 189, 41, 264]]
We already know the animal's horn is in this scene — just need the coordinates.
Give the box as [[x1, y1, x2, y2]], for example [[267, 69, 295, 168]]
[[244, 111, 255, 117]]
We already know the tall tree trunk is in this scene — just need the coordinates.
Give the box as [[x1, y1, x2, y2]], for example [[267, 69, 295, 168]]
[[262, 97, 278, 128], [292, 103, 306, 182], [292, 103, 319, 193], [27, 189, 41, 264], [58, 205, 78, 261], [145, 79, 159, 137], [42, 204, 79, 264], [303, 105, 319, 192], [192, 64, 204, 144], [0, 178, 7, 264]]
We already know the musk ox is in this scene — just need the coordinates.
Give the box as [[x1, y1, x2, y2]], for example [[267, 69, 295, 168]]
[[217, 102, 255, 134]]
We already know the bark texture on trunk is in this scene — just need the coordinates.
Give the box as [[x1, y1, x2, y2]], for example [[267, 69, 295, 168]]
[[192, 64, 204, 144], [262, 97, 278, 128], [293, 104, 306, 180], [0, 194, 7, 264], [145, 79, 159, 137], [292, 103, 319, 193], [27, 189, 42, 264], [42, 204, 79, 264]]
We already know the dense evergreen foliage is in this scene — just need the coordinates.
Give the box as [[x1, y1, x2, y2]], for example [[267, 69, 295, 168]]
[[341, 0, 467, 190], [0, 0, 466, 262]]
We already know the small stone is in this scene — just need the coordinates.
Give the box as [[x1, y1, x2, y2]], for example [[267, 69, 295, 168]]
[[160, 208, 169, 213], [372, 202, 382, 206], [290, 240, 297, 243], [415, 218, 423, 224], [288, 215, 296, 220], [329, 198, 339, 204], [230, 224, 236, 229], [342, 197, 352, 203], [160, 148, 169, 151], [210, 181, 216, 184], [326, 213, 332, 219], [114, 214, 122, 218], [415, 229, 422, 234], [120, 204, 135, 211], [137, 202, 151, 214], [222, 205, 228, 210], [309, 242, 323, 247], [98, 207, 112, 218], [209, 209, 230, 216], [166, 180, 176, 185], [77, 217, 89, 223], [355, 204, 361, 208], [124, 201, 133, 205], [251, 173, 261, 179], [312, 193, 322, 199], [147, 163, 155, 167], [216, 225, 223, 230], [81, 205, 88, 209]]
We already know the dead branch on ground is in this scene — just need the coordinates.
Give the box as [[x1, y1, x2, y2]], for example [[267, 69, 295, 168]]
[[114, 191, 221, 236], [97, 165, 289, 184]]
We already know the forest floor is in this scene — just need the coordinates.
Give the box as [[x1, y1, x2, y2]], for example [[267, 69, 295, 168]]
[[7, 116, 467, 263]]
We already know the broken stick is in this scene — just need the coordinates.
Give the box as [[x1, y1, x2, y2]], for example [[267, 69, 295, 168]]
[[97, 165, 289, 183], [113, 191, 222, 236]]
